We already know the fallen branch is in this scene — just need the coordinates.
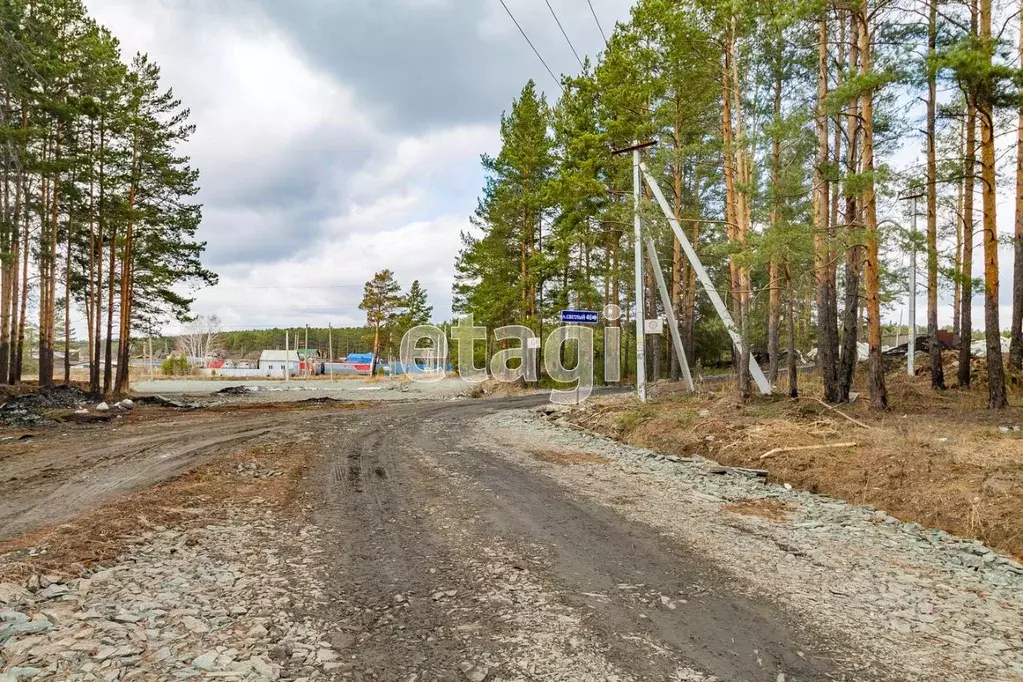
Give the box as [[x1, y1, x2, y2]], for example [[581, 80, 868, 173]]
[[810, 398, 874, 430], [759, 442, 857, 461]]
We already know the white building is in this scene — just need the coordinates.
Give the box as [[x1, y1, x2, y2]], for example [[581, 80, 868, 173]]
[[258, 350, 301, 377]]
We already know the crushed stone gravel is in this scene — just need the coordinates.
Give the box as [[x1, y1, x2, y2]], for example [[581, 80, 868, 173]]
[[0, 508, 335, 681], [480, 407, 1023, 682]]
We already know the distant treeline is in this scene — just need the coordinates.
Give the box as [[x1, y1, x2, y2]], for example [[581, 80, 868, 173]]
[[217, 327, 374, 359], [132, 327, 376, 360]]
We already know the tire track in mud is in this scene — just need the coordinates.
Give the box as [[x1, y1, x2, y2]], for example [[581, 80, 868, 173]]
[[297, 397, 888, 681]]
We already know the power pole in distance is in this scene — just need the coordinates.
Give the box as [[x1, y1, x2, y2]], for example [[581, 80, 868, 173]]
[[899, 187, 925, 376]]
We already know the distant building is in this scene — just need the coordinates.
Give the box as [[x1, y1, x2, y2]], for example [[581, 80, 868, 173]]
[[258, 350, 301, 375]]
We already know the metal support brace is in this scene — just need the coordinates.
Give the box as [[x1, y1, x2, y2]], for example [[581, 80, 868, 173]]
[[644, 237, 695, 392], [639, 162, 772, 395]]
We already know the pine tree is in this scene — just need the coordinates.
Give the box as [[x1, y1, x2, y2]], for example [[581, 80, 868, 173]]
[[360, 269, 402, 375], [0, 0, 211, 393], [454, 81, 554, 335], [978, 0, 1007, 407], [1010, 0, 1023, 371], [858, 0, 888, 410], [925, 0, 945, 390]]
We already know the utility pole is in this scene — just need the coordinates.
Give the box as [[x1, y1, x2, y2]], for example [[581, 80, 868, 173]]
[[634, 144, 646, 402], [899, 187, 924, 376], [329, 324, 334, 382], [285, 329, 290, 382], [909, 196, 918, 377], [612, 140, 657, 403]]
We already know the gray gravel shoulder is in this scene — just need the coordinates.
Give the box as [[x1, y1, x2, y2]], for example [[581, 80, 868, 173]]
[[0, 509, 338, 681], [478, 407, 1023, 682]]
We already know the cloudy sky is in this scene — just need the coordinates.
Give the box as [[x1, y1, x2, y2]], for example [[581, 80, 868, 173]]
[[81, 0, 1023, 336], [82, 0, 633, 333]]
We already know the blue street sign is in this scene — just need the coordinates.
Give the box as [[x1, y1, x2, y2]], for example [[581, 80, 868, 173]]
[[560, 310, 599, 324]]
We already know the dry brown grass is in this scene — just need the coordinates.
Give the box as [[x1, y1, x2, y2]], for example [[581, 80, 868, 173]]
[[573, 371, 1023, 560], [529, 448, 610, 466], [723, 498, 797, 522], [0, 440, 310, 583]]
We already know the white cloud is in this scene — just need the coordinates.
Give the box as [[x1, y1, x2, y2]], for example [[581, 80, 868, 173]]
[[183, 214, 465, 333], [83, 0, 505, 335]]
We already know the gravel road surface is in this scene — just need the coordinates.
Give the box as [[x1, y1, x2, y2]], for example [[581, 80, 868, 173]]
[[299, 397, 875, 681], [2, 395, 1021, 681]]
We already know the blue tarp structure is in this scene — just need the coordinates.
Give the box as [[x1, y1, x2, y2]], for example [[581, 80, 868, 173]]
[[346, 353, 375, 364]]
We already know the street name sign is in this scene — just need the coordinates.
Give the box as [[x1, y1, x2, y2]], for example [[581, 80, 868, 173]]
[[560, 310, 599, 324]]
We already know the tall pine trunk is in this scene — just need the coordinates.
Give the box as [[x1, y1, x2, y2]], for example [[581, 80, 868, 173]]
[[91, 117, 106, 395], [670, 110, 684, 382], [839, 9, 862, 400], [953, 116, 965, 343], [959, 86, 978, 387], [103, 218, 116, 396], [721, 34, 741, 329], [1010, 0, 1023, 370], [1, 165, 22, 384], [979, 0, 1008, 408], [815, 13, 840, 403], [727, 19, 752, 401], [926, 0, 945, 389], [64, 206, 72, 385], [787, 265, 798, 398], [860, 0, 888, 410], [115, 137, 140, 394], [768, 39, 783, 385], [14, 199, 29, 384]]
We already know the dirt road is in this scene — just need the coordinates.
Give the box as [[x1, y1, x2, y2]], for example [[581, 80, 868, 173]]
[[3, 395, 1021, 680], [300, 396, 871, 681]]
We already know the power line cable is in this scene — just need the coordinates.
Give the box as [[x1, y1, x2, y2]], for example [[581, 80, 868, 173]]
[[498, 0, 564, 92], [586, 0, 609, 48], [544, 0, 583, 69]]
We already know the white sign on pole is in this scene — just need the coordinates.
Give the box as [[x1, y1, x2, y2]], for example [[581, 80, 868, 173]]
[[526, 337, 541, 349], [644, 318, 664, 335]]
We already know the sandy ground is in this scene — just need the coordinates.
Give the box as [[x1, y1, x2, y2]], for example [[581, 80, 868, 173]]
[[130, 377, 471, 403], [0, 402, 369, 542]]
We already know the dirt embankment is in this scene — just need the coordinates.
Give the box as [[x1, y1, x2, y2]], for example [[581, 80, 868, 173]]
[[569, 373, 1023, 561], [0, 395, 373, 546], [0, 432, 314, 583]]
